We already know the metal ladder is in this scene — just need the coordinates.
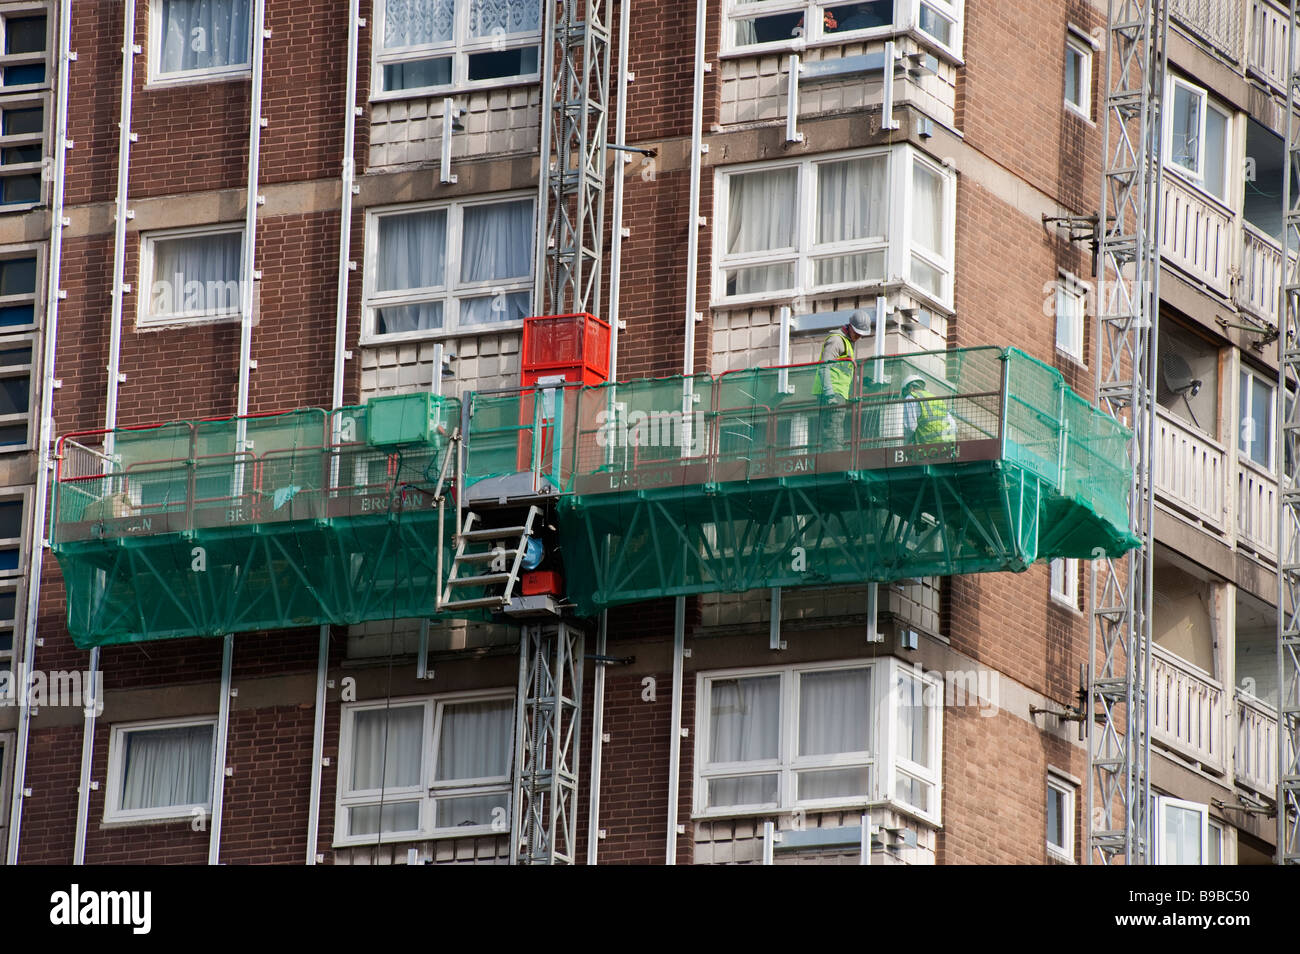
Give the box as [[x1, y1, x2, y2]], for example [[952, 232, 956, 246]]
[[438, 505, 542, 613]]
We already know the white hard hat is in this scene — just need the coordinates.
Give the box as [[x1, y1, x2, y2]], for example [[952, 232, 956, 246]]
[[901, 374, 926, 392], [847, 309, 872, 336]]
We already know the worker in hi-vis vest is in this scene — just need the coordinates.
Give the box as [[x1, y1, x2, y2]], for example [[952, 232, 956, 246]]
[[901, 374, 956, 444], [814, 309, 871, 449]]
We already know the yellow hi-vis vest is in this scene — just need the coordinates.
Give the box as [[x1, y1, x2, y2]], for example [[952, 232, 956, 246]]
[[814, 331, 855, 399], [912, 388, 954, 443]]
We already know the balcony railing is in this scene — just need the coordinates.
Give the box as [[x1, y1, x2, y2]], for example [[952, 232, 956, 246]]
[[1153, 408, 1227, 530], [1173, 0, 1246, 61], [1237, 456, 1278, 560], [1238, 221, 1289, 325], [1161, 174, 1232, 298], [1235, 691, 1279, 794], [1150, 643, 1225, 773], [1247, 0, 1290, 91]]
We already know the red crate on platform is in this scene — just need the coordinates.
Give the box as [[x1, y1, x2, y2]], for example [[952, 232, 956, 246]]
[[521, 313, 611, 387]]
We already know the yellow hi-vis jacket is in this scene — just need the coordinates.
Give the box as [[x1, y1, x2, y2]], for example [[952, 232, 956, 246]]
[[911, 388, 955, 443], [814, 331, 855, 400]]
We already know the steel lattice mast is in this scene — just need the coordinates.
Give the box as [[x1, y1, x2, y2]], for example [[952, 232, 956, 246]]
[[1277, 0, 1300, 867], [1088, 0, 1168, 865]]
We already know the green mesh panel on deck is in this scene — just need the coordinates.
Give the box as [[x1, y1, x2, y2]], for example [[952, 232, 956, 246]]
[[52, 400, 462, 648], [557, 347, 1138, 615], [464, 386, 578, 492]]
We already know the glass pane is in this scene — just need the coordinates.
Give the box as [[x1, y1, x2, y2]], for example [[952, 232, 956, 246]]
[[1056, 287, 1082, 356], [0, 590, 15, 621], [378, 209, 447, 292], [2, 64, 44, 86], [1, 106, 41, 136], [895, 772, 931, 812], [0, 501, 21, 538], [0, 547, 18, 572], [797, 766, 869, 800], [895, 672, 932, 768], [724, 263, 795, 297], [912, 163, 944, 254], [150, 232, 243, 317], [0, 377, 28, 416], [817, 156, 887, 244], [733, 12, 804, 47], [349, 801, 420, 837], [0, 630, 11, 653], [1242, 374, 1272, 468], [1208, 824, 1222, 865], [5, 16, 46, 54], [825, 2, 894, 33], [383, 56, 452, 90], [2, 144, 41, 166], [121, 724, 214, 810], [918, 2, 953, 45], [385, 0, 455, 47], [460, 291, 528, 326], [436, 698, 512, 781], [727, 167, 798, 254], [910, 255, 943, 297], [0, 174, 39, 204], [708, 774, 778, 808], [460, 200, 533, 283], [1163, 804, 1203, 864], [0, 424, 24, 445], [159, 0, 252, 73], [0, 258, 35, 296], [1047, 786, 1066, 849], [1171, 83, 1202, 174], [1204, 105, 1227, 201], [469, 0, 541, 37], [708, 675, 780, 764], [468, 46, 540, 81], [0, 305, 33, 327], [1064, 46, 1081, 107], [0, 345, 31, 367], [350, 706, 424, 791], [377, 301, 444, 335], [434, 792, 508, 829], [799, 668, 870, 755], [814, 251, 885, 287]]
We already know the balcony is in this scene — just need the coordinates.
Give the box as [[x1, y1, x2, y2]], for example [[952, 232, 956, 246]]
[[1160, 174, 1232, 300], [1153, 408, 1227, 531], [1150, 643, 1226, 773], [1236, 457, 1278, 561], [1235, 691, 1279, 794], [1238, 222, 1288, 325], [1173, 0, 1246, 62], [1246, 0, 1290, 91]]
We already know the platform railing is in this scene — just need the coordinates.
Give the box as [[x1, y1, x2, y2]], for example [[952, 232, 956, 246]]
[[1235, 690, 1279, 794], [1247, 0, 1290, 90], [1236, 456, 1278, 560], [1153, 408, 1227, 530], [1150, 642, 1226, 773]]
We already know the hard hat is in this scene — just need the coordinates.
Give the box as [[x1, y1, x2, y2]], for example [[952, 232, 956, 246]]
[[847, 309, 872, 336], [901, 374, 926, 393]]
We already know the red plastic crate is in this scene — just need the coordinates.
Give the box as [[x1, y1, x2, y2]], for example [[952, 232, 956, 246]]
[[522, 570, 564, 597], [521, 313, 611, 387]]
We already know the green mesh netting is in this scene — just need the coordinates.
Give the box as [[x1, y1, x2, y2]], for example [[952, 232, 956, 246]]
[[52, 399, 461, 648]]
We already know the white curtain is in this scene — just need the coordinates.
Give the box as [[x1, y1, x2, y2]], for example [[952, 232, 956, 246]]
[[384, 0, 455, 48], [151, 231, 242, 317], [121, 724, 213, 810], [816, 156, 887, 285], [726, 168, 797, 295], [469, 0, 541, 38], [350, 705, 424, 791], [375, 209, 447, 334], [798, 668, 870, 755], [894, 672, 931, 767], [459, 199, 532, 325], [912, 162, 943, 254], [708, 675, 779, 806], [159, 0, 251, 73], [436, 699, 513, 781]]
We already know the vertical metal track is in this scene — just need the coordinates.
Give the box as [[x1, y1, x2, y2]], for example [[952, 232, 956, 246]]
[[1277, 0, 1300, 867], [512, 622, 584, 864], [1088, 0, 1167, 865], [6, 0, 74, 866]]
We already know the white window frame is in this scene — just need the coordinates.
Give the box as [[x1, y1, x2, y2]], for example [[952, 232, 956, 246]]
[[1238, 364, 1276, 472], [0, 91, 48, 211], [1153, 795, 1209, 865], [0, 336, 32, 452], [692, 657, 943, 824], [1046, 769, 1076, 862], [1053, 273, 1086, 363], [137, 222, 246, 329], [147, 0, 254, 87], [1164, 75, 1231, 205], [370, 0, 543, 101], [1064, 28, 1092, 120], [361, 191, 536, 344], [1207, 817, 1225, 865], [721, 0, 964, 60], [103, 715, 218, 824], [334, 688, 515, 847], [0, 243, 42, 333], [0, 576, 19, 677], [1049, 557, 1079, 610], [0, 3, 51, 97], [0, 485, 27, 577], [712, 145, 955, 311]]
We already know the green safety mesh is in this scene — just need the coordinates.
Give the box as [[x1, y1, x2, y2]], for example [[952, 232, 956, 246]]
[[52, 399, 462, 648]]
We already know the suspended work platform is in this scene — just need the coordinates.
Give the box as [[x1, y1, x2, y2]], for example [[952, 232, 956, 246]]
[[50, 346, 1137, 647]]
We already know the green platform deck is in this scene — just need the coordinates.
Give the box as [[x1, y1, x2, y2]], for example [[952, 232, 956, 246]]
[[50, 347, 1138, 647]]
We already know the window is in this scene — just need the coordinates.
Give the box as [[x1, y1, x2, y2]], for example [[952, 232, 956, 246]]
[[1050, 558, 1078, 609], [363, 193, 534, 341], [1064, 29, 1091, 118], [1207, 819, 1224, 865], [373, 0, 542, 98], [0, 731, 10, 858], [0, 6, 48, 91], [0, 339, 30, 447], [139, 225, 244, 326], [1239, 366, 1275, 470], [1165, 77, 1231, 204], [336, 691, 514, 845], [1153, 795, 1208, 864], [693, 659, 942, 821], [0, 495, 22, 573], [1053, 277, 1086, 362], [714, 146, 954, 308], [0, 582, 17, 677], [0, 251, 37, 328], [150, 0, 252, 82], [104, 717, 217, 823], [723, 0, 963, 57], [0, 97, 43, 206], [1046, 771, 1075, 862]]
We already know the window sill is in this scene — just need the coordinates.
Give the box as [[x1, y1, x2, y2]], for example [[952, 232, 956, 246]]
[[1047, 847, 1076, 864], [331, 824, 505, 849], [144, 68, 253, 92], [359, 320, 524, 348], [370, 74, 540, 105], [136, 313, 243, 332], [101, 806, 212, 828], [719, 26, 963, 68], [692, 796, 940, 829], [1064, 103, 1094, 126], [1049, 593, 1082, 615], [0, 201, 42, 216], [1054, 348, 1086, 370]]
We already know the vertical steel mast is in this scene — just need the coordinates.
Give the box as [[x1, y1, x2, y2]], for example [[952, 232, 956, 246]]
[[1277, 0, 1300, 867], [1088, 0, 1167, 865], [513, 0, 610, 865]]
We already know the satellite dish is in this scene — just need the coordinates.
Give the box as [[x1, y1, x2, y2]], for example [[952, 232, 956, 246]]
[[1160, 350, 1203, 430]]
